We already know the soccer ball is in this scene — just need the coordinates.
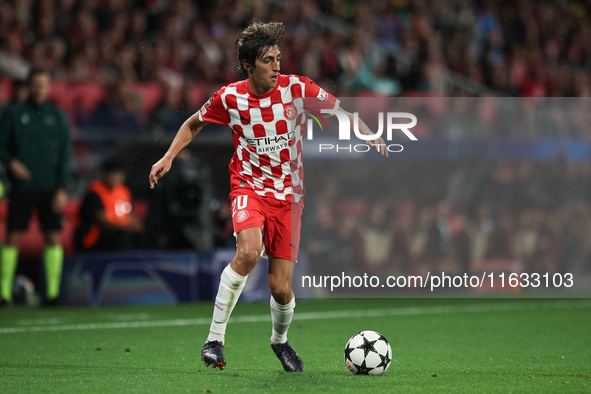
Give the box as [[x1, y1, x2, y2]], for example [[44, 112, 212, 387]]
[[344, 330, 392, 375]]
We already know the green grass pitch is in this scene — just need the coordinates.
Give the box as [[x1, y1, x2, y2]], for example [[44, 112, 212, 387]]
[[1, 298, 590, 393]]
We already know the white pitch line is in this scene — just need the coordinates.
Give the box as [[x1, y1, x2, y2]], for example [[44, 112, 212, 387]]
[[0, 300, 590, 335], [15, 318, 65, 326]]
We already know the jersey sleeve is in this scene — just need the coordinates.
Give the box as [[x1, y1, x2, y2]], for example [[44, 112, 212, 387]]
[[300, 77, 340, 112], [197, 89, 230, 125]]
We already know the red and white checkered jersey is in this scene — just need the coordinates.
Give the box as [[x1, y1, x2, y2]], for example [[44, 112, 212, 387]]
[[198, 73, 339, 202]]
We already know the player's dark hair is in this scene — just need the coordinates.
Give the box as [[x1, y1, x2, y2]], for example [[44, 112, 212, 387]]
[[27, 67, 49, 83], [235, 21, 284, 76]]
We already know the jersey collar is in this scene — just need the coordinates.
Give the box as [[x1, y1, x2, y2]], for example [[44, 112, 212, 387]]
[[246, 73, 281, 99]]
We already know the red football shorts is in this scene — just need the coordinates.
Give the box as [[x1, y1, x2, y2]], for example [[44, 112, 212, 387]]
[[229, 188, 303, 262]]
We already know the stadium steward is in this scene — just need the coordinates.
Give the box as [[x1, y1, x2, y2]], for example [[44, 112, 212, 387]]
[[74, 159, 143, 252]]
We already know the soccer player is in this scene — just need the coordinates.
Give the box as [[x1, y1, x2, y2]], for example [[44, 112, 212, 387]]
[[149, 21, 387, 372], [0, 68, 71, 307]]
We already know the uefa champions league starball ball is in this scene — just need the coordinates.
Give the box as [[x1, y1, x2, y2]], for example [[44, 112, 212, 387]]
[[344, 330, 392, 375]]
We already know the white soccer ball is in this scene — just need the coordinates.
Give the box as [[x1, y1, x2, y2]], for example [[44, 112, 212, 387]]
[[344, 330, 392, 375]]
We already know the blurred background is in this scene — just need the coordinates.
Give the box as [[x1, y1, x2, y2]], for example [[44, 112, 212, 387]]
[[1, 0, 591, 303]]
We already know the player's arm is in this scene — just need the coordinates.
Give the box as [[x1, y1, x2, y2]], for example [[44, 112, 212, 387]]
[[0, 109, 12, 164], [0, 108, 32, 181], [300, 76, 388, 157], [331, 107, 389, 157], [53, 109, 72, 213], [149, 113, 208, 189]]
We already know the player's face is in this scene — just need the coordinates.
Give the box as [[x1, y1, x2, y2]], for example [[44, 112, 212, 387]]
[[248, 45, 281, 95], [29, 73, 50, 105]]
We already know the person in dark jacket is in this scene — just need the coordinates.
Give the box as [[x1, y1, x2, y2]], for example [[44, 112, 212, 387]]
[[0, 68, 72, 306]]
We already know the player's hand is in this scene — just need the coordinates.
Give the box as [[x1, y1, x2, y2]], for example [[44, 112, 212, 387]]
[[51, 188, 68, 214], [149, 156, 172, 189], [9, 158, 32, 182], [366, 137, 389, 157]]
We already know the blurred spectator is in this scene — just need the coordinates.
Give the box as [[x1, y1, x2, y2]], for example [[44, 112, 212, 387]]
[[98, 44, 139, 83], [9, 79, 29, 104], [74, 159, 143, 252], [473, 162, 516, 212], [449, 212, 472, 274], [0, 77, 27, 200], [486, 208, 514, 260], [532, 210, 562, 274], [514, 161, 548, 209], [212, 200, 235, 249], [560, 201, 591, 274], [409, 205, 438, 274], [389, 201, 415, 273], [0, 68, 71, 306], [0, 79, 28, 116], [467, 202, 492, 268], [143, 149, 213, 250], [360, 201, 395, 275], [81, 81, 144, 133], [513, 208, 539, 270], [326, 212, 363, 277], [303, 181, 343, 272], [0, 76, 29, 215], [150, 83, 193, 135], [0, 34, 30, 80]]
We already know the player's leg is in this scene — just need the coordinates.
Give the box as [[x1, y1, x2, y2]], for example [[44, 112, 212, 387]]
[[1, 232, 23, 305], [268, 256, 303, 372], [202, 226, 263, 369], [268, 256, 295, 343], [207, 226, 262, 340], [1, 190, 32, 305], [265, 201, 303, 372], [42, 231, 63, 305], [39, 191, 65, 305]]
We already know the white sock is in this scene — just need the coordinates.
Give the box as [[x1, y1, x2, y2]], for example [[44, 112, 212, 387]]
[[270, 294, 295, 345], [207, 265, 247, 344]]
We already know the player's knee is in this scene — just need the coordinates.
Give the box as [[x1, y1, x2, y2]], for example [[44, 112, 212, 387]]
[[44, 236, 61, 247], [270, 281, 292, 304], [234, 245, 261, 272], [6, 232, 23, 247]]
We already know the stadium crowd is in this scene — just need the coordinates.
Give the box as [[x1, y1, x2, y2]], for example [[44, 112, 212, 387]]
[[2, 0, 591, 134], [1, 1, 590, 299], [303, 156, 591, 278]]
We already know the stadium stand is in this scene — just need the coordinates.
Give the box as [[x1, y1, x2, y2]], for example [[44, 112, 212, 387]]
[[1, 1, 590, 302]]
